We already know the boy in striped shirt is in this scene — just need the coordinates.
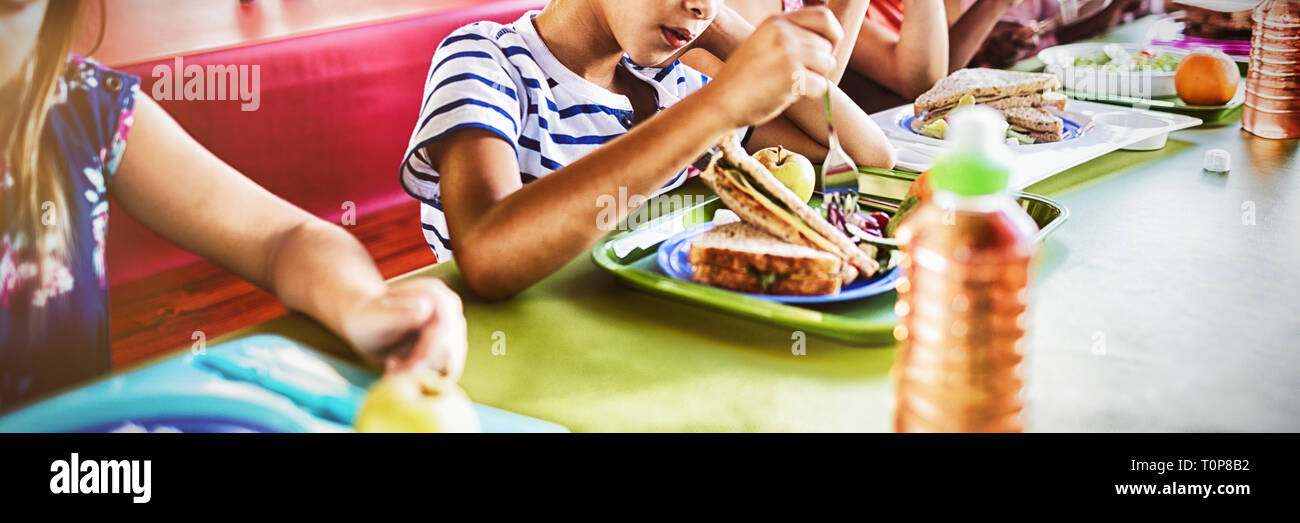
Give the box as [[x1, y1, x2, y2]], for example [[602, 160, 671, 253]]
[[402, 0, 894, 299]]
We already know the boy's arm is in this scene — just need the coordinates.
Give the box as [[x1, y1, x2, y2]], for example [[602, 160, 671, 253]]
[[701, 0, 867, 82], [431, 95, 732, 300], [745, 86, 894, 168], [812, 0, 869, 82], [690, 1, 893, 167]]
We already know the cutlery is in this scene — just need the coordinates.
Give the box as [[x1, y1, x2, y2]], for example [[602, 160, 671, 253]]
[[819, 84, 858, 195], [883, 127, 947, 149], [802, 0, 857, 195]]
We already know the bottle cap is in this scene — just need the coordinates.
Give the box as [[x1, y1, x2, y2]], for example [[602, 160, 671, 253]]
[[1204, 149, 1230, 173], [929, 106, 1012, 196]]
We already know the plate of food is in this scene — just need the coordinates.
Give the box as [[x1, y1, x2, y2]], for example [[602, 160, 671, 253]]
[[1039, 43, 1187, 98], [1061, 81, 1245, 123], [654, 136, 900, 304], [590, 162, 1071, 344], [897, 68, 1081, 146], [872, 67, 1203, 185], [657, 220, 902, 304], [1040, 41, 1244, 123]]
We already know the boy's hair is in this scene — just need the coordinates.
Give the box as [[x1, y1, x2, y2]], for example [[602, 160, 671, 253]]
[[2, 0, 100, 295]]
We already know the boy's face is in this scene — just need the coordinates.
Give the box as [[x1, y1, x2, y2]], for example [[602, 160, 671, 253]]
[[0, 0, 47, 91], [603, 0, 718, 66]]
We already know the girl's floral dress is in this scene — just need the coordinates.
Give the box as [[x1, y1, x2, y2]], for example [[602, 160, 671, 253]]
[[1, 56, 138, 409]]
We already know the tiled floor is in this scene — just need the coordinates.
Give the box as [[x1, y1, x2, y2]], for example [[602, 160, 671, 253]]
[[109, 200, 436, 369]]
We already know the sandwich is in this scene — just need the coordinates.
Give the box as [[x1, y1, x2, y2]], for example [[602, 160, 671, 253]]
[[913, 68, 1069, 143], [691, 133, 879, 295], [689, 221, 855, 295]]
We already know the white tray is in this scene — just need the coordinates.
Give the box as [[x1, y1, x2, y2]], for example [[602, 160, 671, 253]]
[[870, 99, 1203, 189]]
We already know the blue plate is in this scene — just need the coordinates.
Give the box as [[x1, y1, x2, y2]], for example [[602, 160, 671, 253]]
[[899, 112, 1085, 143], [656, 221, 902, 304]]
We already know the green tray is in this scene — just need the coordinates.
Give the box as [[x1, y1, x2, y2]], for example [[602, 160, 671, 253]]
[[589, 169, 1069, 345], [1062, 81, 1245, 125]]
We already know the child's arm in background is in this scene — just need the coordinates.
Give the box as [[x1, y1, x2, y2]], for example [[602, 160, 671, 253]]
[[947, 0, 1026, 70], [430, 9, 844, 300], [848, 0, 1024, 98], [114, 97, 466, 379], [848, 0, 950, 99], [684, 1, 894, 167]]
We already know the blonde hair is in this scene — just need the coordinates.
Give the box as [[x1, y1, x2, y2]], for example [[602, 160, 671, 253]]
[[2, 1, 88, 277]]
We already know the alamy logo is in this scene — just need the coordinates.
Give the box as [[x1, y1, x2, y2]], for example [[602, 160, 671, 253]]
[[49, 453, 151, 503], [151, 56, 261, 111], [595, 188, 712, 231]]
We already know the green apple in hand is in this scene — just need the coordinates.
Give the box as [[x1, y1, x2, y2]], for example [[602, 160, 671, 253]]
[[354, 371, 480, 433], [753, 146, 815, 203]]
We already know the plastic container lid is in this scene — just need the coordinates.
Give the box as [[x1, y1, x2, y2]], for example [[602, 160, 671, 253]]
[[1204, 148, 1231, 172], [929, 106, 1013, 196]]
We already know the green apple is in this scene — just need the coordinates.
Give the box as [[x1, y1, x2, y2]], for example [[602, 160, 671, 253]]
[[354, 372, 480, 433], [753, 146, 815, 203]]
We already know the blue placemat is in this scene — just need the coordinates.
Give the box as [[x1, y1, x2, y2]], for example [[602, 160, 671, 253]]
[[0, 334, 567, 433]]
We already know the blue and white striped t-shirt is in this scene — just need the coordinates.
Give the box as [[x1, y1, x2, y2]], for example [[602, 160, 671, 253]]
[[401, 10, 736, 262]]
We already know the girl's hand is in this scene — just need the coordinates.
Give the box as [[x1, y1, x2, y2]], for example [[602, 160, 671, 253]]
[[340, 278, 468, 381], [969, 19, 1039, 69], [705, 6, 843, 129]]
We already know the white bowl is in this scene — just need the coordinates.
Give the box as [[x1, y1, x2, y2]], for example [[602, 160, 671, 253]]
[[1039, 43, 1187, 99], [1092, 112, 1173, 150]]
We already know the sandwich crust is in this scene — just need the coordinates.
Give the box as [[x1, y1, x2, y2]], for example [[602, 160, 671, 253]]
[[689, 222, 843, 276], [914, 69, 1061, 117], [692, 264, 843, 295], [920, 93, 1067, 125], [913, 70, 1070, 143], [699, 163, 813, 247], [711, 135, 880, 277], [1003, 106, 1064, 134], [689, 222, 859, 295], [1024, 129, 1064, 143]]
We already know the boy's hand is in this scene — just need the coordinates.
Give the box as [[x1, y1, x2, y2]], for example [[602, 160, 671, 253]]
[[654, 5, 752, 68], [341, 278, 468, 382], [691, 4, 752, 61], [706, 6, 843, 128]]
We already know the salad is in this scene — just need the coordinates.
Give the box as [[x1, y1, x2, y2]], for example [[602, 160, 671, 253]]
[[1071, 44, 1181, 72], [822, 190, 897, 269]]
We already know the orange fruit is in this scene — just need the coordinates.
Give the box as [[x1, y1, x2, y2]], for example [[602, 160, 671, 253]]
[[910, 170, 933, 201], [1174, 48, 1240, 106]]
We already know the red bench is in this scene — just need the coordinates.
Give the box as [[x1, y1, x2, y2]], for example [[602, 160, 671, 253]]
[[109, 0, 545, 286]]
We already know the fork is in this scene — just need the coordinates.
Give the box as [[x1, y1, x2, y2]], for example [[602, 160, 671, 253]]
[[819, 86, 858, 194], [800, 0, 858, 195]]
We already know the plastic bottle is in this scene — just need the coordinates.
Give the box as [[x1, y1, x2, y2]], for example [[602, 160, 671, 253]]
[[1242, 0, 1300, 139], [891, 107, 1040, 433]]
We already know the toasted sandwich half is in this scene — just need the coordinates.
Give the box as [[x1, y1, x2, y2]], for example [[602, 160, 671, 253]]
[[694, 133, 879, 293], [915, 68, 1068, 143], [689, 222, 855, 295]]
